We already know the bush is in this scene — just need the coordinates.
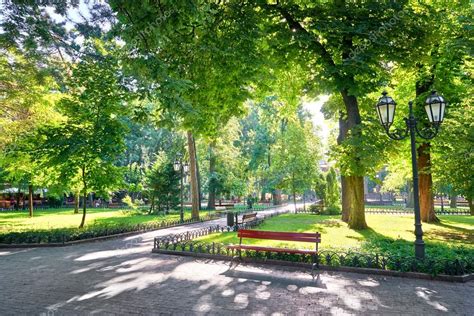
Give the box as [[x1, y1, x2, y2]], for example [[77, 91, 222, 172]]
[[321, 205, 341, 215], [308, 204, 321, 214], [122, 195, 138, 210]]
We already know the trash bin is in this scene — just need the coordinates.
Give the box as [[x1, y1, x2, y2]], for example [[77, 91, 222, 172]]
[[227, 212, 234, 227]]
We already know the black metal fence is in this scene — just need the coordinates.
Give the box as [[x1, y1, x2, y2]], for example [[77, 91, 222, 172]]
[[294, 206, 470, 216], [154, 235, 472, 277], [152, 209, 472, 276]]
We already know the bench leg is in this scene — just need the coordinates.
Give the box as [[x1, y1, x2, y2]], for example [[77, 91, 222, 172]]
[[229, 254, 241, 269], [311, 263, 318, 279], [311, 254, 320, 280]]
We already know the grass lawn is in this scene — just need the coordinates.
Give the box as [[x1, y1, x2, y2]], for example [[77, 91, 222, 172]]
[[0, 208, 211, 233], [196, 214, 474, 258]]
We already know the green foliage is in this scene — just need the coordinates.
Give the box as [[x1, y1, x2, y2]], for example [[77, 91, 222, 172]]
[[325, 167, 340, 211], [269, 118, 321, 198], [145, 153, 180, 213]]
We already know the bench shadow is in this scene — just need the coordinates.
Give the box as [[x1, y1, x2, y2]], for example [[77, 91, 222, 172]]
[[222, 263, 326, 289]]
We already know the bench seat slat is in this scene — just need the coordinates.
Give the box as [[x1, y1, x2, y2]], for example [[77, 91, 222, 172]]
[[227, 245, 317, 254]]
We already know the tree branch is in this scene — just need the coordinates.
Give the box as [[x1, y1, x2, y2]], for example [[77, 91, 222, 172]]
[[265, 4, 336, 69]]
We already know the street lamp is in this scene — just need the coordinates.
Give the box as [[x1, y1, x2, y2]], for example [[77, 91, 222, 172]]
[[376, 90, 446, 260], [174, 154, 189, 223]]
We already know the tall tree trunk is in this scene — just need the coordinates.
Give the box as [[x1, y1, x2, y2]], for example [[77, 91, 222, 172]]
[[272, 190, 281, 205], [74, 191, 79, 214], [417, 143, 438, 223], [187, 131, 200, 220], [415, 70, 437, 223], [345, 175, 366, 229], [468, 197, 473, 216], [338, 90, 367, 229], [148, 193, 155, 214], [449, 195, 457, 208], [28, 184, 33, 217], [341, 176, 350, 222], [79, 166, 87, 228], [207, 142, 216, 210], [293, 193, 297, 213], [195, 140, 202, 210]]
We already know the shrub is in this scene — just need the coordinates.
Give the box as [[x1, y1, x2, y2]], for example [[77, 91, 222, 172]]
[[321, 205, 341, 215], [122, 195, 138, 210]]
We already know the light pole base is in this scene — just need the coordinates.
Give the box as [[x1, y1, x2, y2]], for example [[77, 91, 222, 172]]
[[415, 240, 425, 260]]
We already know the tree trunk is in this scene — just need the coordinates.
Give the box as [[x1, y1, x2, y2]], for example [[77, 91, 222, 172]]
[[341, 176, 350, 222], [293, 193, 297, 213], [148, 193, 155, 215], [28, 184, 33, 217], [468, 197, 473, 216], [207, 142, 216, 210], [193, 134, 202, 211], [187, 131, 200, 220], [449, 195, 457, 208], [74, 192, 79, 214], [345, 175, 367, 229], [417, 143, 438, 223], [272, 190, 281, 205], [79, 166, 87, 228], [338, 90, 367, 229]]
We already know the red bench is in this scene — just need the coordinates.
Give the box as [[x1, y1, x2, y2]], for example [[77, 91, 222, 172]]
[[227, 229, 321, 278]]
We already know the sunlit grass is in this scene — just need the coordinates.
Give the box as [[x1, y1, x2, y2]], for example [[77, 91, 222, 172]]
[[196, 214, 474, 255], [0, 208, 201, 232]]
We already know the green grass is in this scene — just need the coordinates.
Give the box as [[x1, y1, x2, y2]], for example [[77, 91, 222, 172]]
[[196, 214, 474, 258], [0, 207, 209, 233]]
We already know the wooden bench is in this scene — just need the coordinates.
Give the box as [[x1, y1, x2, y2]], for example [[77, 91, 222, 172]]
[[236, 212, 257, 225], [227, 229, 321, 278]]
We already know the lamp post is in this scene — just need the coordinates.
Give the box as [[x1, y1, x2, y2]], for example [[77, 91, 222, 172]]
[[174, 154, 189, 223], [376, 91, 446, 260]]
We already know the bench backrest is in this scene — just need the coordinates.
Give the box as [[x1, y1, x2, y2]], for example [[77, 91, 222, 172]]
[[237, 229, 321, 243]]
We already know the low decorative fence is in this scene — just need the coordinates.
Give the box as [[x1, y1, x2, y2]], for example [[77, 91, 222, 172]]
[[153, 210, 473, 278], [294, 206, 470, 216], [365, 207, 470, 215], [154, 239, 473, 277]]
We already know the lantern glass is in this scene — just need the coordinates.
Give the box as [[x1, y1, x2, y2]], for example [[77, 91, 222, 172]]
[[376, 92, 396, 126], [173, 161, 180, 172], [183, 163, 190, 173], [425, 91, 446, 124]]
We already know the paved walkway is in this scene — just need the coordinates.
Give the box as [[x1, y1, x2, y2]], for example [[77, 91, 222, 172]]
[[0, 205, 472, 315]]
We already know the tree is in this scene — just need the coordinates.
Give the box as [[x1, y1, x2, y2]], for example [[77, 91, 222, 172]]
[[145, 153, 180, 214], [432, 102, 474, 215], [109, 1, 264, 220], [35, 45, 129, 228], [270, 118, 321, 210], [325, 167, 340, 212], [0, 49, 61, 216], [235, 1, 429, 229]]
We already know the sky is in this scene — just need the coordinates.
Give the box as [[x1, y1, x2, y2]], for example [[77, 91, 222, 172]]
[[303, 95, 332, 148]]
